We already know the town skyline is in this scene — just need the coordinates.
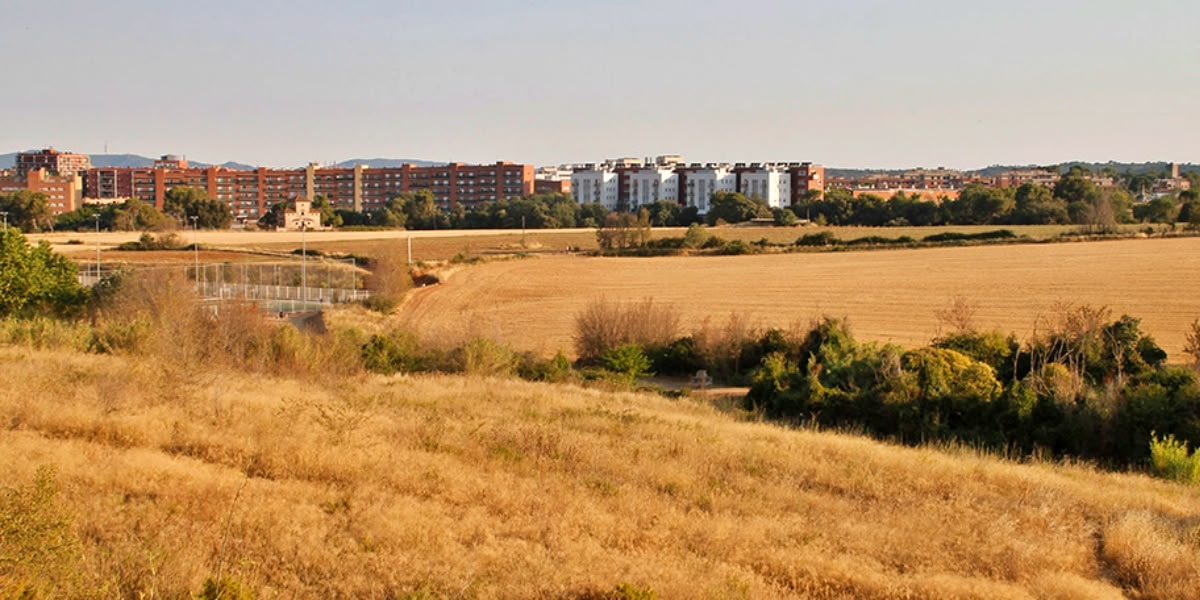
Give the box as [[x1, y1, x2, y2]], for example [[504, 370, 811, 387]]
[[4, 1, 1197, 170]]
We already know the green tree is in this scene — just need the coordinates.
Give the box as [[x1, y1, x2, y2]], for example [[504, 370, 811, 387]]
[[1133, 196, 1179, 224], [111, 197, 168, 231], [163, 187, 232, 229], [600, 343, 653, 384], [1012, 183, 1069, 225], [257, 201, 288, 229], [578, 202, 610, 228], [946, 184, 1014, 224], [311, 195, 342, 228], [644, 200, 682, 227], [383, 190, 444, 230], [707, 191, 769, 225], [0, 229, 86, 317], [0, 190, 53, 232]]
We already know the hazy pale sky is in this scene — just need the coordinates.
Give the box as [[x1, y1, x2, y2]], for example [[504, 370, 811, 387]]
[[4, 0, 1197, 169]]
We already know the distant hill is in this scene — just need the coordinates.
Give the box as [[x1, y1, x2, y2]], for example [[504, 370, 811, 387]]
[[828, 161, 1199, 179], [1, 151, 441, 171], [89, 154, 157, 168], [335, 158, 443, 168]]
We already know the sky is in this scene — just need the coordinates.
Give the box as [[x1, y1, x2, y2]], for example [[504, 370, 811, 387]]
[[3, 0, 1197, 169]]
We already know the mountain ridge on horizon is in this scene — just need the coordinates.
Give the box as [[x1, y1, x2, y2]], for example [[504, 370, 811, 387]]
[[0, 152, 443, 171]]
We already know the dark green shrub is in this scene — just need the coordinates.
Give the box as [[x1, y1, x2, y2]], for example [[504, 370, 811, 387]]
[[718, 239, 753, 255], [361, 330, 426, 374], [795, 231, 839, 246], [922, 229, 1017, 243], [648, 336, 705, 376]]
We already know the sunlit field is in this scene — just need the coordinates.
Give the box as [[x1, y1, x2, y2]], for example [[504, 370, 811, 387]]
[[398, 236, 1200, 360]]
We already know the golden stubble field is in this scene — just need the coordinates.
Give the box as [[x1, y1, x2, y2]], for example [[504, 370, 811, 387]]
[[401, 237, 1200, 360]]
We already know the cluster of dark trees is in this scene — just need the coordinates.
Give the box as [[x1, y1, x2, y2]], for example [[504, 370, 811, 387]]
[[257, 191, 614, 231], [55, 187, 233, 232], [740, 313, 1199, 470], [0, 190, 54, 232], [795, 167, 1200, 229]]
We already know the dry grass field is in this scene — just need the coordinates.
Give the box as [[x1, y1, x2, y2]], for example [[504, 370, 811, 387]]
[[3, 345, 1199, 598], [398, 236, 1200, 360], [33, 223, 1099, 264]]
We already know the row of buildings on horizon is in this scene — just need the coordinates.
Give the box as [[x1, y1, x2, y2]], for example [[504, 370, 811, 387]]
[[1, 148, 1192, 224]]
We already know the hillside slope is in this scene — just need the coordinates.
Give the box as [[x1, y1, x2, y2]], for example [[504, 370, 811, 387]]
[[1, 346, 1198, 598]]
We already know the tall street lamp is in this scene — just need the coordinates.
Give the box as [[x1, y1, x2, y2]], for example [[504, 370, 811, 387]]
[[92, 214, 101, 282], [301, 220, 308, 306], [190, 216, 199, 292]]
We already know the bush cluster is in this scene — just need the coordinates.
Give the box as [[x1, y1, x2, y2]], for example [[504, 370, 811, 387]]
[[743, 313, 1200, 474]]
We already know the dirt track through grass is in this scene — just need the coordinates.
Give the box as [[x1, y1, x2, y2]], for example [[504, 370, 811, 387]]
[[402, 237, 1200, 359]]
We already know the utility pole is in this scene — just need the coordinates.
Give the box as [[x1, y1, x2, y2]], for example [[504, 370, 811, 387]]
[[190, 216, 199, 292], [301, 221, 307, 306]]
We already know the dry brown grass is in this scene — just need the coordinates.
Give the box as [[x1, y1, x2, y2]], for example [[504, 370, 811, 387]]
[[397, 237, 1200, 360], [2, 345, 1199, 598]]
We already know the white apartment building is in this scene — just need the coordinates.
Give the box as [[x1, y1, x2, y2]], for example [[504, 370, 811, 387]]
[[681, 167, 736, 214], [571, 168, 620, 210], [624, 168, 678, 211], [738, 166, 792, 209], [569, 159, 824, 214]]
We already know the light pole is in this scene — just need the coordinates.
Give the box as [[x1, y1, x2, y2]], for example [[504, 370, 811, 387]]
[[190, 216, 199, 292], [301, 220, 307, 307], [92, 214, 101, 282]]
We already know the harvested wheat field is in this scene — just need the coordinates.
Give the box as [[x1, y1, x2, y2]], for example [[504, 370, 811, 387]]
[[401, 237, 1200, 360], [3, 345, 1199, 598]]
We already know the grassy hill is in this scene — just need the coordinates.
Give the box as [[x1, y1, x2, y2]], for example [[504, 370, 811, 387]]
[[2, 344, 1198, 598]]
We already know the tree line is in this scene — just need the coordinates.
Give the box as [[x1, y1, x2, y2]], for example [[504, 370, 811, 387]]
[[34, 163, 1200, 234], [797, 167, 1200, 230]]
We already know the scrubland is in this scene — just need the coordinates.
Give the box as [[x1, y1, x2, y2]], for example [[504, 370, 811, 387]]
[[3, 342, 1199, 598]]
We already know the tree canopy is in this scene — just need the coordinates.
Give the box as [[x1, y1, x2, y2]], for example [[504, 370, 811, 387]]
[[707, 191, 770, 225], [163, 187, 232, 229], [0, 190, 53, 232], [56, 198, 168, 232], [0, 229, 85, 317]]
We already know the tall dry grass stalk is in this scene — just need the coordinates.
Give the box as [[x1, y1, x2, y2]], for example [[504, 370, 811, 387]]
[[574, 297, 680, 359], [2, 345, 1199, 598], [89, 269, 362, 382]]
